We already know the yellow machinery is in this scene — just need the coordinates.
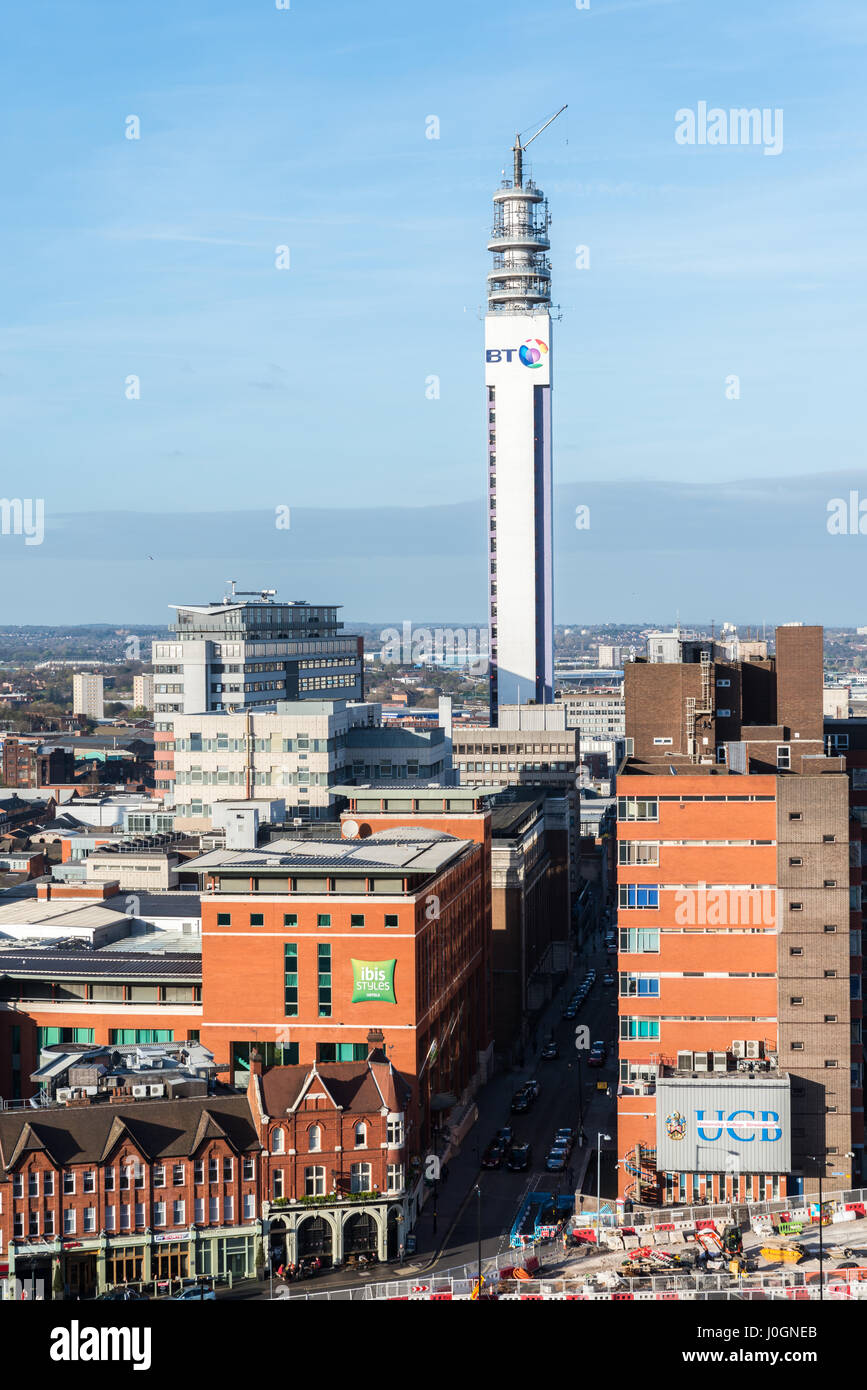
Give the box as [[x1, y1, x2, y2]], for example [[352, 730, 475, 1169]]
[[760, 1244, 806, 1266]]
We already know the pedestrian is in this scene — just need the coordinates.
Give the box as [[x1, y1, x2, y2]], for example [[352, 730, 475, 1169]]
[[579, 1194, 585, 1212]]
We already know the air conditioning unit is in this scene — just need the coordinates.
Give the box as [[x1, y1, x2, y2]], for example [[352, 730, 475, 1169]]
[[693, 1051, 710, 1072], [731, 1040, 746, 1058], [148, 1084, 165, 1097], [745, 1040, 762, 1059], [712, 1052, 729, 1072], [84, 1086, 99, 1096], [56, 1088, 73, 1102], [676, 1051, 694, 1072], [132, 1085, 148, 1098]]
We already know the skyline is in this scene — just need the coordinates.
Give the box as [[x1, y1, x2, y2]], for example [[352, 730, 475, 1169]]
[[2, 0, 867, 621]]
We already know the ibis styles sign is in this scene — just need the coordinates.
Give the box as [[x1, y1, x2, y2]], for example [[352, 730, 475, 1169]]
[[351, 959, 397, 1004]]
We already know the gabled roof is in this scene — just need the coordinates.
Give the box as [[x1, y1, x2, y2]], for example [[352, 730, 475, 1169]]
[[190, 1108, 235, 1154], [7, 1121, 64, 1169], [261, 1056, 410, 1118]]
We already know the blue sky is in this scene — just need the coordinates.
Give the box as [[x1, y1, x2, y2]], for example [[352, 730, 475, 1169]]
[[1, 0, 866, 621]]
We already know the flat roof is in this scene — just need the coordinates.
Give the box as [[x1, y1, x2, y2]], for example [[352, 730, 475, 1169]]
[[0, 948, 201, 981], [184, 832, 472, 876]]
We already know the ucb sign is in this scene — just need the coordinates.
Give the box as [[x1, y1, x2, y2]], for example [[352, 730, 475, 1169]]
[[696, 1110, 783, 1143]]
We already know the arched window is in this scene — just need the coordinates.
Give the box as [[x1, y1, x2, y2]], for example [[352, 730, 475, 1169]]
[[271, 1128, 285, 1155], [354, 1122, 367, 1149], [308, 1125, 322, 1153]]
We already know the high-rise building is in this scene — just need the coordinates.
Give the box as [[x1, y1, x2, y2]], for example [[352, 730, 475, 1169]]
[[486, 120, 563, 717], [133, 673, 154, 710], [616, 626, 858, 1204], [72, 673, 104, 721], [151, 584, 364, 793]]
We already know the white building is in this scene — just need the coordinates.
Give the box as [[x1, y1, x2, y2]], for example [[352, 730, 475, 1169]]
[[133, 673, 155, 710], [170, 700, 450, 830], [73, 672, 105, 720], [486, 122, 560, 716]]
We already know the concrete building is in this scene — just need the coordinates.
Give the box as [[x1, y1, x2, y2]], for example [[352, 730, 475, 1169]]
[[616, 625, 857, 1204], [485, 122, 561, 715], [556, 688, 625, 740], [133, 674, 155, 711], [72, 674, 104, 721], [170, 701, 450, 830], [152, 584, 364, 794]]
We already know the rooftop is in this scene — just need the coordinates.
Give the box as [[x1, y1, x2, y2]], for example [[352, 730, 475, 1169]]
[[185, 831, 472, 877]]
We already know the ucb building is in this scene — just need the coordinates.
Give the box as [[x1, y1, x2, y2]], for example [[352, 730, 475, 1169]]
[[654, 1076, 792, 1204]]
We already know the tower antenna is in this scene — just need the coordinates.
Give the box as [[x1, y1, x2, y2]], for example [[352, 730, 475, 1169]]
[[512, 105, 567, 188]]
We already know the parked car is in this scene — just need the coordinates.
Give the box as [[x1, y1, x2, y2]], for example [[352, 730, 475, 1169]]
[[545, 1147, 568, 1172], [496, 1126, 514, 1152], [541, 1041, 560, 1060], [588, 1041, 607, 1068], [525, 1079, 541, 1098], [562, 1005, 578, 1021], [173, 1284, 216, 1301], [506, 1143, 532, 1172], [481, 1139, 505, 1169], [95, 1287, 149, 1302], [602, 972, 615, 987]]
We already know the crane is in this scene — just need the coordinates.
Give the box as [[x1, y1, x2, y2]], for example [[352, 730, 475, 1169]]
[[512, 105, 568, 188]]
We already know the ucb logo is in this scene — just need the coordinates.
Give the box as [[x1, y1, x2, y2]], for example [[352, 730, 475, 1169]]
[[696, 1110, 782, 1143]]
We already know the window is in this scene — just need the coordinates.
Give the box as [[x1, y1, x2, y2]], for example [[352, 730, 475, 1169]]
[[243, 1157, 254, 1182], [154, 1201, 166, 1227], [618, 841, 659, 866], [209, 1157, 219, 1184], [384, 914, 399, 929], [823, 834, 836, 843], [44, 1210, 54, 1236], [284, 913, 297, 927], [317, 914, 331, 929], [791, 1042, 805, 1051], [790, 902, 803, 912], [617, 797, 658, 822], [350, 1163, 372, 1193], [789, 857, 802, 866], [790, 997, 804, 1006], [105, 1205, 116, 1232], [619, 928, 660, 953], [824, 1060, 839, 1069], [351, 914, 365, 928], [354, 1122, 367, 1149], [272, 1129, 285, 1155], [63, 1172, 75, 1196], [789, 812, 802, 822], [28, 1173, 39, 1198], [250, 913, 264, 927], [134, 1163, 146, 1190], [790, 947, 803, 957], [244, 1193, 255, 1221], [308, 1125, 322, 1153], [194, 1160, 205, 1185], [44, 1172, 54, 1197], [318, 943, 332, 1018], [64, 1209, 76, 1235], [824, 879, 837, 888], [272, 1170, 285, 1200], [103, 1168, 114, 1192], [154, 1164, 166, 1188], [173, 1199, 186, 1226], [776, 746, 790, 769], [652, 737, 673, 746], [223, 1196, 234, 1223], [716, 679, 730, 688], [305, 1166, 326, 1197], [824, 926, 838, 935], [825, 1015, 838, 1024], [619, 885, 659, 909], [620, 1018, 660, 1040], [209, 1196, 219, 1223], [28, 1210, 39, 1237], [217, 913, 231, 926], [387, 1164, 404, 1193], [717, 709, 731, 719], [284, 943, 298, 1017], [621, 974, 660, 997], [387, 1117, 404, 1146], [223, 1157, 233, 1183], [173, 1164, 185, 1185]]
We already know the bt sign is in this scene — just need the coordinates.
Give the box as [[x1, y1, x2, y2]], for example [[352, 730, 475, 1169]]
[[695, 1110, 783, 1144], [486, 338, 549, 368]]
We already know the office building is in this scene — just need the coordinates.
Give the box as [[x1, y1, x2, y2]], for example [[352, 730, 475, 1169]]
[[616, 626, 856, 1204], [133, 674, 154, 711]]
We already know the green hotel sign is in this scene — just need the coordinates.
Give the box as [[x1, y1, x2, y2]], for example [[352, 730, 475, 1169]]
[[351, 959, 397, 1004]]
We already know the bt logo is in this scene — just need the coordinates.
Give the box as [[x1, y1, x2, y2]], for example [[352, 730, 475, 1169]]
[[696, 1110, 783, 1143], [486, 338, 549, 367]]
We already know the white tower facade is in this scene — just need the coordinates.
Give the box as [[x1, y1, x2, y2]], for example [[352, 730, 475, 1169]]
[[485, 122, 559, 717]]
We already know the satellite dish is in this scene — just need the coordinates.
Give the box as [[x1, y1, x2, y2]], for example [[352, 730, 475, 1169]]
[[342, 819, 359, 839]]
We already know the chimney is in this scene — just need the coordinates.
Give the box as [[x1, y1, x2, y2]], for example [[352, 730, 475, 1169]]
[[37, 881, 51, 900], [249, 1048, 263, 1077]]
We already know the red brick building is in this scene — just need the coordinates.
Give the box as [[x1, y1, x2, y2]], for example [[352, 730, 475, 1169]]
[[0, 1094, 261, 1298], [248, 1040, 412, 1267]]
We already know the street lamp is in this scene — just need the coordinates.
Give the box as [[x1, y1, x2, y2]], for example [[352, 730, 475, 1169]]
[[475, 1184, 482, 1299], [597, 1133, 611, 1225], [806, 1151, 854, 1301]]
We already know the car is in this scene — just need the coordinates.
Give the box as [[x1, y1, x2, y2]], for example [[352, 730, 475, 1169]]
[[525, 1079, 541, 1098], [541, 1041, 560, 1060], [496, 1126, 514, 1151], [562, 1006, 578, 1021], [173, 1284, 216, 1301], [95, 1287, 150, 1302], [545, 1147, 568, 1172], [481, 1139, 505, 1169], [554, 1127, 575, 1154], [511, 1090, 532, 1114], [506, 1143, 532, 1172], [602, 973, 615, 987], [588, 1041, 607, 1068]]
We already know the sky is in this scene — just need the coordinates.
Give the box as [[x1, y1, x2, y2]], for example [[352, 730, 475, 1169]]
[[1, 0, 866, 623]]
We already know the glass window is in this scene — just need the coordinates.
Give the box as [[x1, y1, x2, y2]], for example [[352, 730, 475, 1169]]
[[284, 943, 298, 1017], [305, 1166, 325, 1197], [354, 1122, 367, 1148], [308, 1125, 321, 1153], [350, 1163, 371, 1194]]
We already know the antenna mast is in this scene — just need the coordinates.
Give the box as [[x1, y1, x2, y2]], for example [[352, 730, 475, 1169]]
[[512, 105, 567, 188]]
